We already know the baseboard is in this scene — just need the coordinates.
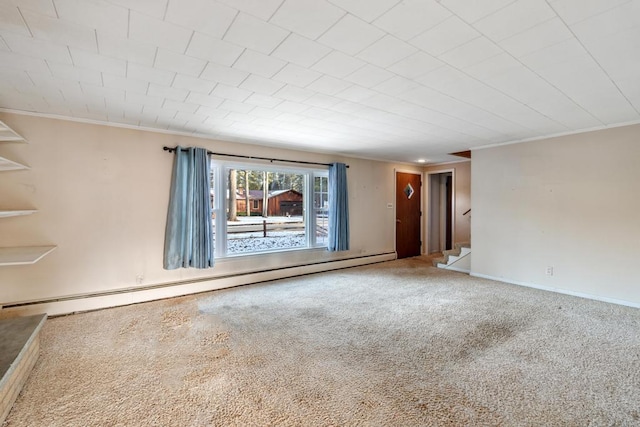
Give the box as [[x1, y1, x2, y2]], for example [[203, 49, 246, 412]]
[[1, 253, 396, 317], [470, 272, 640, 309], [441, 266, 470, 274]]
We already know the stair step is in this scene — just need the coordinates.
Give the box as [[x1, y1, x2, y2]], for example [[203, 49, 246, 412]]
[[0, 314, 46, 424]]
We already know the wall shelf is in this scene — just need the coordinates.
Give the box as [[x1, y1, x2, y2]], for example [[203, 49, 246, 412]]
[[0, 121, 25, 143], [0, 156, 28, 172], [0, 210, 37, 218], [0, 246, 57, 266]]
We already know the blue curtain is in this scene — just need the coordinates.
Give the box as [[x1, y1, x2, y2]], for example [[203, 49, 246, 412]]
[[164, 146, 214, 269], [328, 162, 349, 251]]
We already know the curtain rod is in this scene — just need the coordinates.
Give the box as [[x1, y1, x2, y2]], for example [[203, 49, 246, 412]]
[[162, 146, 348, 168]]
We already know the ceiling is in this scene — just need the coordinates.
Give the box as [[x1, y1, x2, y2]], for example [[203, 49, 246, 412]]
[[0, 0, 639, 164]]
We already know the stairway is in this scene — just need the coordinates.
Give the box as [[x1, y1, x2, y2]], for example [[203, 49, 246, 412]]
[[432, 243, 471, 273]]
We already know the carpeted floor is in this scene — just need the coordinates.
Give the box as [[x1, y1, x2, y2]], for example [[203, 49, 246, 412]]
[[5, 257, 640, 426]]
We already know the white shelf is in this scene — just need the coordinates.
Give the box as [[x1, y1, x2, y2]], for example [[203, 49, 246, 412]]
[[0, 121, 25, 142], [0, 246, 56, 266], [0, 210, 37, 218], [0, 156, 28, 172]]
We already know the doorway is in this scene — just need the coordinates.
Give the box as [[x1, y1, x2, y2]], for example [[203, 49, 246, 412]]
[[395, 171, 422, 259], [427, 171, 454, 254]]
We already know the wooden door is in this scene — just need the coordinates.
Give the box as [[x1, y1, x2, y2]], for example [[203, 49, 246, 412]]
[[396, 172, 422, 259]]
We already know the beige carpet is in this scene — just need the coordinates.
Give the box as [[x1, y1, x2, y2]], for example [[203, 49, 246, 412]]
[[5, 257, 640, 426]]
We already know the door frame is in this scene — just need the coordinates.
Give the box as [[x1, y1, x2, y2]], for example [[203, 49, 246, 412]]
[[394, 169, 423, 257], [425, 169, 456, 254]]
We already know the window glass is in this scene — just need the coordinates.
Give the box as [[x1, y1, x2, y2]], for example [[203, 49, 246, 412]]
[[211, 162, 327, 257]]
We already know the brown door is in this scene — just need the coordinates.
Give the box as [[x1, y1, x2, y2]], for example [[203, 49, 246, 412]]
[[396, 172, 422, 259]]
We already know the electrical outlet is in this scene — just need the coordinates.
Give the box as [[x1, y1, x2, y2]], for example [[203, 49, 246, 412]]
[[387, 203, 393, 208], [545, 266, 554, 276], [136, 274, 144, 284]]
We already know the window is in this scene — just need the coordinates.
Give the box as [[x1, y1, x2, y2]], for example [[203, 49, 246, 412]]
[[210, 162, 328, 257]]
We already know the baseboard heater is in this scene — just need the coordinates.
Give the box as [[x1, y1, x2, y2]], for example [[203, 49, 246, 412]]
[[2, 252, 396, 316]]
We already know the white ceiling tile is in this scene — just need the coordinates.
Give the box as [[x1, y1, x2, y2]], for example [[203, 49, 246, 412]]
[[498, 18, 573, 58], [313, 50, 366, 78], [196, 105, 229, 118], [305, 93, 342, 108], [126, 91, 164, 107], [0, 51, 49, 73], [0, 2, 32, 36], [273, 63, 322, 86], [185, 32, 244, 66], [335, 84, 377, 102], [373, 0, 451, 40], [163, 99, 200, 114], [54, 0, 128, 39], [617, 78, 640, 112], [47, 60, 102, 84], [70, 47, 127, 76], [224, 12, 289, 54], [270, 0, 344, 40], [344, 63, 393, 87], [438, 36, 502, 69], [239, 74, 285, 95], [232, 49, 287, 78], [464, 52, 522, 81], [273, 100, 308, 113], [185, 92, 224, 108], [332, 100, 367, 114], [387, 51, 443, 79], [212, 83, 252, 102], [2, 32, 72, 64], [200, 62, 249, 86], [549, 0, 630, 26], [318, 14, 384, 55], [274, 112, 305, 122], [154, 48, 207, 77], [246, 94, 283, 108], [271, 33, 331, 67], [102, 73, 149, 93], [21, 9, 97, 51], [249, 107, 281, 120], [410, 16, 479, 57], [374, 75, 420, 96], [106, 0, 168, 19], [217, 0, 283, 21], [175, 110, 208, 123], [570, 1, 640, 41], [326, 0, 400, 23], [439, 0, 516, 23], [273, 84, 314, 102], [81, 82, 125, 101], [172, 73, 216, 94], [225, 112, 255, 123], [127, 62, 174, 86], [129, 11, 192, 53], [165, 0, 237, 39], [520, 38, 587, 70], [9, 0, 57, 17], [474, 0, 556, 42], [97, 33, 157, 67], [580, 27, 640, 82], [357, 35, 416, 68], [219, 99, 254, 113], [306, 75, 351, 95], [147, 83, 189, 102]]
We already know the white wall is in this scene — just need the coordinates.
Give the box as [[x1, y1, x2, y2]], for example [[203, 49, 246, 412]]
[[0, 113, 416, 314], [471, 124, 640, 306], [424, 161, 471, 250]]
